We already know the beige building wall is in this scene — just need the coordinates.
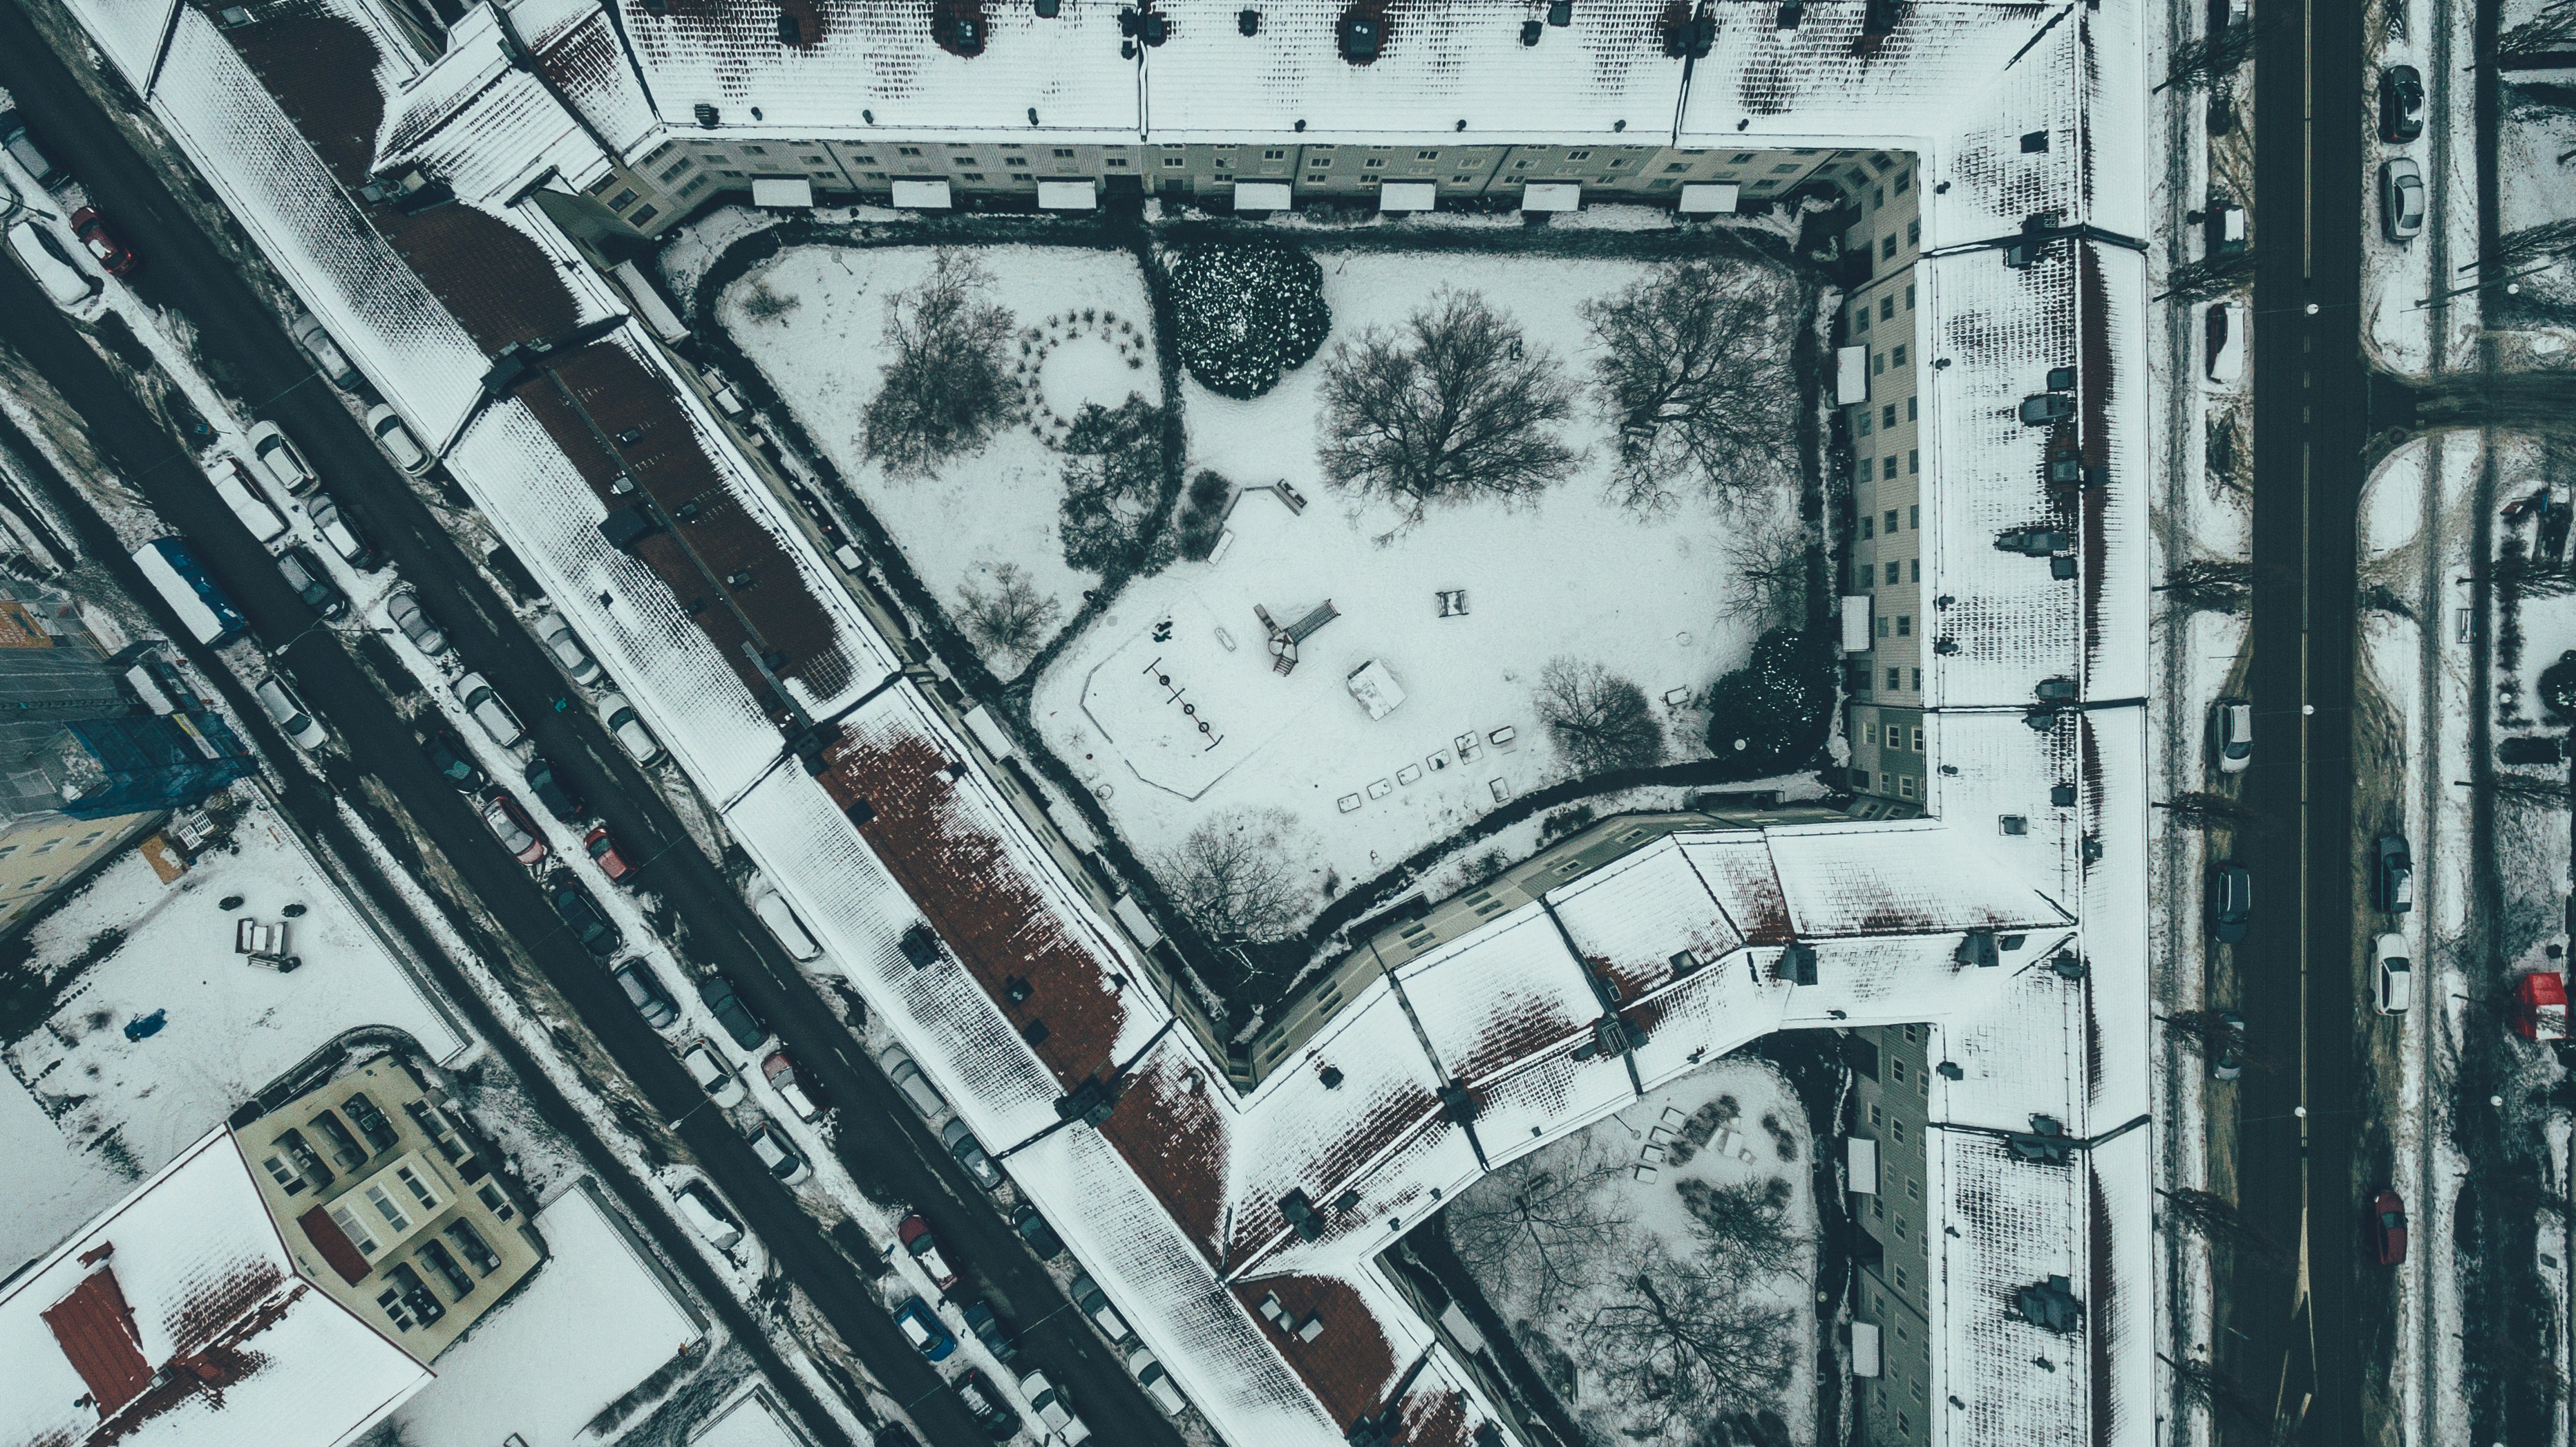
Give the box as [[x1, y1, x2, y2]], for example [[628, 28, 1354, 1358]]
[[0, 812, 159, 931], [1853, 1021, 1934, 1447], [1837, 153, 1926, 811]]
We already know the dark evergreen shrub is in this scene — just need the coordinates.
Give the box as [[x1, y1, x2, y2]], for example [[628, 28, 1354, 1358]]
[[1704, 627, 1836, 775], [1167, 241, 1332, 399]]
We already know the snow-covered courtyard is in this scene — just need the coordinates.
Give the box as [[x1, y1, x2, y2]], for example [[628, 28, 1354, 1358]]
[[1441, 1054, 1817, 1447]]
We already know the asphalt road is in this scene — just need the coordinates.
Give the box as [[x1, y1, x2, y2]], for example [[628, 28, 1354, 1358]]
[[0, 10, 1190, 1446], [2230, 0, 2371, 1441]]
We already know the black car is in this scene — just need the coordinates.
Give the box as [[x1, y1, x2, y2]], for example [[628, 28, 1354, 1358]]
[[1011, 1202, 1064, 1260], [958, 1298, 1021, 1363], [949, 1368, 1017, 1439], [2378, 64, 2424, 143], [698, 974, 768, 1050], [2374, 833, 2414, 914], [417, 724, 485, 791], [549, 879, 623, 957], [524, 757, 587, 824], [275, 546, 348, 619], [2207, 863, 2253, 944]]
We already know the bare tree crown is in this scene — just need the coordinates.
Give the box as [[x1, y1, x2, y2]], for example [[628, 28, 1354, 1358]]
[[863, 249, 1017, 477], [1584, 261, 1797, 516]]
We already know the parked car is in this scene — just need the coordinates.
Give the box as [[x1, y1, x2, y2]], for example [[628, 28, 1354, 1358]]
[[898, 1213, 959, 1292], [453, 672, 525, 746], [1020, 1370, 1074, 1434], [548, 878, 621, 957], [949, 1368, 1016, 1439], [387, 588, 447, 656], [959, 1298, 1019, 1363], [891, 1296, 955, 1361], [2374, 933, 2414, 1015], [585, 824, 636, 883], [290, 312, 363, 390], [745, 1122, 808, 1184], [1128, 1346, 1188, 1416], [274, 546, 348, 619], [2380, 158, 2425, 243], [2204, 299, 2244, 385], [5, 219, 91, 307], [764, 1050, 825, 1120], [682, 1041, 746, 1107], [596, 690, 667, 767], [365, 403, 431, 473], [1012, 1203, 1064, 1260], [417, 723, 484, 791], [246, 421, 319, 495], [0, 108, 68, 188], [612, 957, 679, 1028], [2203, 196, 2246, 255], [2210, 697, 2252, 773], [254, 674, 328, 750], [699, 974, 768, 1050], [2378, 64, 2425, 142], [2369, 1189, 2408, 1265], [2206, 863, 2252, 943], [1069, 1273, 1133, 1343], [523, 757, 587, 824], [479, 791, 548, 866], [67, 207, 135, 275], [752, 888, 822, 961], [2374, 833, 2414, 914], [943, 1118, 1003, 1191], [674, 1180, 742, 1251], [884, 1046, 948, 1118], [2210, 1009, 2246, 1081], [536, 609, 603, 685], [305, 494, 382, 571], [2018, 392, 2074, 426]]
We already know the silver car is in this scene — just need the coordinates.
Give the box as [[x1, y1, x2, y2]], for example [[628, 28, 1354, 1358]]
[[386, 589, 446, 656], [453, 671, 525, 746], [254, 674, 328, 750], [536, 610, 603, 685], [2380, 158, 2425, 243], [596, 690, 667, 766]]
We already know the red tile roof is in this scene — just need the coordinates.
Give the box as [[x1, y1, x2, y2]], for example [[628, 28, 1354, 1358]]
[[225, 13, 383, 185], [294, 1207, 373, 1287], [41, 1267, 152, 1418], [1097, 1039, 1228, 1258], [1227, 1274, 1399, 1433]]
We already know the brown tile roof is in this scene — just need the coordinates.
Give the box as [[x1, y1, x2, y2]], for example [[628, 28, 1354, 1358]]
[[1097, 1038, 1229, 1259], [293, 1207, 372, 1287], [377, 204, 582, 356], [821, 716, 1136, 1090], [41, 1267, 151, 1418], [225, 11, 383, 185], [1227, 1274, 1398, 1433]]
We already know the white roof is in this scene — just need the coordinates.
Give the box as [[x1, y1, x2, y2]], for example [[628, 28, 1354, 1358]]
[[0, 1132, 428, 1447], [1234, 180, 1294, 211], [1374, 180, 1434, 211], [751, 177, 815, 207]]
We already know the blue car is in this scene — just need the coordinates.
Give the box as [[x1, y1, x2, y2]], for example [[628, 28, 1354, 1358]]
[[893, 1296, 954, 1361]]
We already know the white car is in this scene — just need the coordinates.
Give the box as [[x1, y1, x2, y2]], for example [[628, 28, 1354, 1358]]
[[535, 609, 603, 685], [386, 589, 446, 656], [1127, 1346, 1188, 1416], [2374, 933, 2413, 1015], [673, 1181, 744, 1252], [746, 1122, 808, 1184], [683, 1041, 746, 1107], [2203, 299, 2244, 386], [246, 421, 319, 495], [6, 220, 94, 307], [452, 671, 525, 746], [366, 404, 432, 473], [2380, 158, 2425, 243], [2211, 698, 2251, 774], [596, 690, 667, 766], [1020, 1371, 1074, 1433], [305, 493, 381, 571], [290, 312, 363, 390], [752, 889, 822, 961], [254, 674, 328, 750]]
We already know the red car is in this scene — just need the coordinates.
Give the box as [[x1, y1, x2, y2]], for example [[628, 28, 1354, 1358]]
[[2369, 1189, 2408, 1266], [479, 791, 547, 866], [68, 207, 136, 276], [584, 824, 635, 883], [898, 1213, 959, 1293], [763, 1049, 826, 1119]]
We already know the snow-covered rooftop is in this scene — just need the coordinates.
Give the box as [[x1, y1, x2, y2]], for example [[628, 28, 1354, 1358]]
[[0, 1131, 428, 1447]]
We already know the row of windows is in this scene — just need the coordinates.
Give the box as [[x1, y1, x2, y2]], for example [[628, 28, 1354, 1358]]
[[1853, 283, 1918, 330], [1875, 613, 1911, 639], [1853, 395, 1917, 437], [1855, 449, 1920, 483], [1862, 721, 1924, 753], [0, 829, 106, 862], [1855, 666, 1924, 694], [1859, 504, 1921, 539], [1856, 558, 1922, 587]]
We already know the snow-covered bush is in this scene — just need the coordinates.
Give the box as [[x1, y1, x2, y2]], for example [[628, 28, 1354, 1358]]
[[1703, 626, 1834, 774], [1167, 240, 1331, 399], [1057, 395, 1170, 577], [2540, 650, 2576, 720], [1174, 469, 1233, 560]]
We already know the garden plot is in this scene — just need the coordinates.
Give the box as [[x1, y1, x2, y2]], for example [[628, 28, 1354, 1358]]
[[1441, 1056, 1817, 1447], [1031, 250, 1772, 917], [719, 243, 1160, 676]]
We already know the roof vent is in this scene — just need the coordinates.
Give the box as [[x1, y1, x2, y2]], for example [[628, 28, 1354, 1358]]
[[2050, 952, 2087, 981], [2005, 1115, 2072, 1164], [2013, 1275, 2082, 1334], [1862, 0, 1898, 35], [1954, 927, 2000, 967], [938, 3, 986, 54], [1139, 11, 1166, 44], [1665, 6, 1713, 56], [2020, 129, 2050, 153], [598, 502, 659, 552], [1280, 1188, 1324, 1240], [1781, 940, 1818, 985], [1319, 1064, 1345, 1088], [1021, 1019, 1050, 1046], [2050, 783, 2078, 806], [776, 12, 798, 42], [1238, 7, 1260, 35], [1036, 0, 1059, 13], [1774, 1, 1802, 28], [694, 102, 719, 128], [1936, 1060, 1964, 1080], [1519, 18, 1541, 43], [900, 921, 942, 969], [844, 797, 875, 827], [1440, 1081, 1481, 1122], [1336, 9, 1381, 62], [1546, 0, 1571, 24], [1055, 1075, 1121, 1124]]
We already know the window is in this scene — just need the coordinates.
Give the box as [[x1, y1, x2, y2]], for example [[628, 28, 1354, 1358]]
[[262, 1155, 305, 1195], [1879, 770, 1893, 789], [1883, 456, 1897, 480], [1909, 504, 1920, 527], [1901, 1024, 1916, 1041], [1895, 169, 1911, 193], [1214, 157, 1232, 169], [1772, 162, 1799, 173], [1882, 407, 1897, 431], [1900, 775, 1916, 799], [1871, 186, 1884, 209], [898, 146, 922, 156], [658, 161, 692, 184], [863, 171, 887, 180], [330, 1202, 383, 1258], [1855, 305, 1871, 332], [606, 189, 637, 211], [1002, 155, 1027, 167], [1905, 283, 1915, 309], [1880, 296, 1895, 321], [629, 205, 659, 226], [1896, 616, 1911, 636], [1106, 158, 1128, 167], [1264, 149, 1285, 160], [1911, 668, 1922, 690], [476, 1182, 515, 1222], [1730, 151, 1755, 162], [1054, 148, 1076, 158], [1885, 561, 1900, 585], [1891, 1058, 1906, 1081], [1892, 1119, 1906, 1142], [1882, 234, 1898, 260], [1870, 1104, 1883, 1126], [1884, 509, 1899, 531], [1874, 1195, 1886, 1218], [1364, 158, 1385, 168], [1568, 149, 1591, 160], [1857, 412, 1873, 437], [1873, 352, 1886, 375], [799, 155, 824, 165], [950, 157, 977, 167], [1909, 559, 1920, 581], [1891, 343, 1906, 366], [679, 176, 709, 197], [1877, 616, 1890, 639], [1417, 149, 1440, 160], [1314, 156, 1334, 167], [1607, 156, 1629, 167], [1907, 218, 1920, 245], [1908, 1177, 1921, 1199], [1164, 156, 1186, 167], [377, 1287, 415, 1331], [1455, 175, 1475, 183], [366, 1183, 413, 1233], [32, 840, 58, 855], [1862, 722, 1878, 746], [1861, 516, 1874, 539], [395, 1164, 441, 1212], [1665, 162, 1689, 173], [960, 172, 985, 181], [1907, 397, 1918, 421], [741, 144, 768, 155]]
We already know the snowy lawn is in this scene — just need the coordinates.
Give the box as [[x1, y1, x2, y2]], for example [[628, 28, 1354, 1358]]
[[4, 797, 468, 1179], [0, 1070, 129, 1269], [1442, 1055, 1817, 1447], [719, 243, 1162, 677], [1030, 249, 1768, 919]]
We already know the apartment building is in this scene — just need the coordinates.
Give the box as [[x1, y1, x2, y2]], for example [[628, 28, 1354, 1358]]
[[1839, 155, 1927, 812], [232, 1054, 544, 1362], [1850, 1021, 1935, 1447]]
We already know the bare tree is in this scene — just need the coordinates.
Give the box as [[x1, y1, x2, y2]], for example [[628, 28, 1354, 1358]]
[[738, 279, 801, 324], [1676, 1176, 1806, 1269], [1317, 288, 1578, 532], [2503, 0, 2576, 62], [1535, 656, 1665, 773], [2158, 19, 2260, 94], [2163, 1008, 2271, 1073], [2157, 250, 2258, 304], [2157, 556, 2253, 614], [2488, 218, 2576, 275], [863, 250, 1017, 477], [1443, 1138, 1633, 1316], [1580, 1239, 1797, 1430], [1162, 808, 1311, 945], [1723, 509, 1812, 631], [2153, 791, 2250, 830], [2163, 1354, 2269, 1426], [1584, 261, 1795, 515], [2157, 1187, 2289, 1266], [954, 563, 1063, 667]]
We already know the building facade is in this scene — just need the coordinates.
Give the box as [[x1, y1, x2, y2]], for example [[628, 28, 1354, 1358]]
[[1839, 160, 1927, 812], [1851, 1021, 1936, 1446]]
